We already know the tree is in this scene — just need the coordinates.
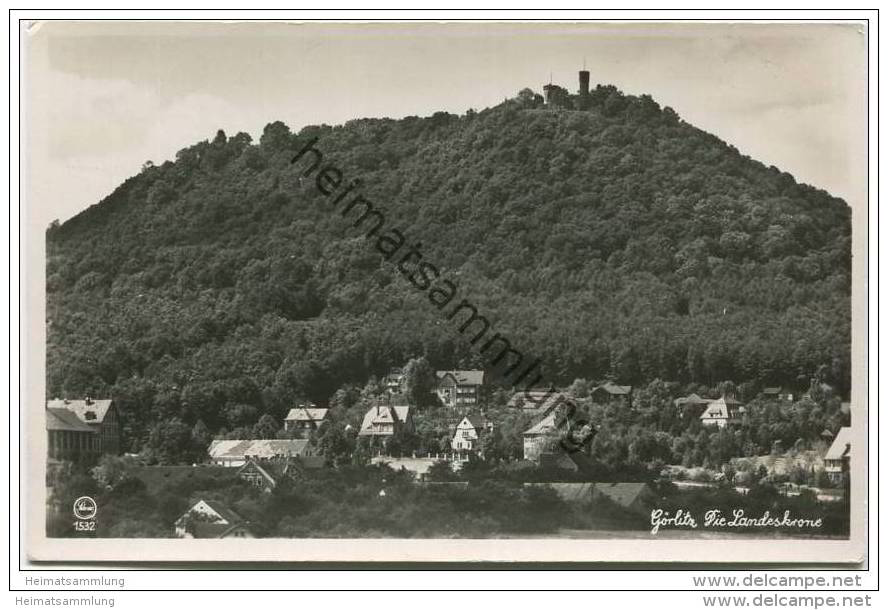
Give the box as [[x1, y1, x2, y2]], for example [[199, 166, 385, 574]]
[[479, 426, 505, 462], [252, 414, 280, 439], [403, 356, 437, 408], [145, 418, 192, 465], [426, 460, 457, 482], [190, 419, 212, 461], [90, 454, 135, 489]]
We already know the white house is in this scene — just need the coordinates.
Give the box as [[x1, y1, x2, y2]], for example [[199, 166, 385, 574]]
[[358, 404, 414, 438], [207, 439, 312, 467], [174, 499, 254, 539], [700, 396, 745, 428], [824, 426, 851, 484], [450, 414, 490, 452]]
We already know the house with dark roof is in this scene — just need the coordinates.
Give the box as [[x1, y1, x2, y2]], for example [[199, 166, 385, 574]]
[[590, 382, 632, 407], [236, 459, 278, 492], [235, 456, 325, 491], [435, 370, 484, 408], [824, 426, 852, 484], [450, 414, 491, 452], [283, 404, 329, 438], [47, 398, 121, 454], [523, 411, 560, 462], [174, 499, 254, 539], [46, 407, 100, 461]]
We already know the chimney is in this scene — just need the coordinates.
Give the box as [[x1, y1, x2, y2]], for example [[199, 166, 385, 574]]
[[579, 70, 590, 96]]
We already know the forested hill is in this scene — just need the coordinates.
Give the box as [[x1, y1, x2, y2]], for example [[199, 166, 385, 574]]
[[46, 84, 851, 449]]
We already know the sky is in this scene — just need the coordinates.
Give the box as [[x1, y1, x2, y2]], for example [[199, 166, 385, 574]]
[[25, 21, 867, 224]]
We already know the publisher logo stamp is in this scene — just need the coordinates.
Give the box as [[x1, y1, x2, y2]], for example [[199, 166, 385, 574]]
[[73, 496, 97, 521]]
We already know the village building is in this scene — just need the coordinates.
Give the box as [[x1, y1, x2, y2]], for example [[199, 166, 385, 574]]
[[523, 411, 561, 462], [358, 404, 414, 438], [506, 388, 569, 416], [435, 370, 484, 408], [174, 499, 254, 539], [236, 459, 278, 492], [207, 438, 313, 467], [450, 414, 491, 452], [283, 404, 329, 438], [46, 406, 100, 461], [824, 426, 851, 484], [700, 396, 745, 428], [47, 398, 121, 454], [590, 382, 633, 407], [235, 456, 325, 492], [762, 387, 794, 402], [382, 368, 407, 394]]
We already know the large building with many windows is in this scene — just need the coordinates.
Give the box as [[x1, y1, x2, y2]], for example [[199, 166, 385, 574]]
[[435, 370, 484, 408], [47, 398, 120, 454], [46, 406, 100, 461]]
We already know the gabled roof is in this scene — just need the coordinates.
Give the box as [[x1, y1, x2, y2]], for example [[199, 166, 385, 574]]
[[700, 396, 744, 419], [47, 398, 114, 424], [46, 407, 97, 433], [436, 370, 484, 386], [358, 404, 411, 434], [700, 401, 729, 420], [524, 412, 559, 436], [284, 407, 329, 422], [453, 414, 487, 434], [236, 459, 277, 488], [189, 498, 242, 524], [507, 389, 568, 414], [464, 414, 487, 429], [208, 439, 311, 460], [825, 427, 852, 461], [592, 382, 632, 396], [762, 387, 783, 394], [674, 393, 711, 407]]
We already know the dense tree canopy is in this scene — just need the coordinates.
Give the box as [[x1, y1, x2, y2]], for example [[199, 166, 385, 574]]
[[46, 84, 851, 452]]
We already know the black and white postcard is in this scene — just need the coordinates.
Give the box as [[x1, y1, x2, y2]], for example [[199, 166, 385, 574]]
[[21, 20, 869, 564]]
